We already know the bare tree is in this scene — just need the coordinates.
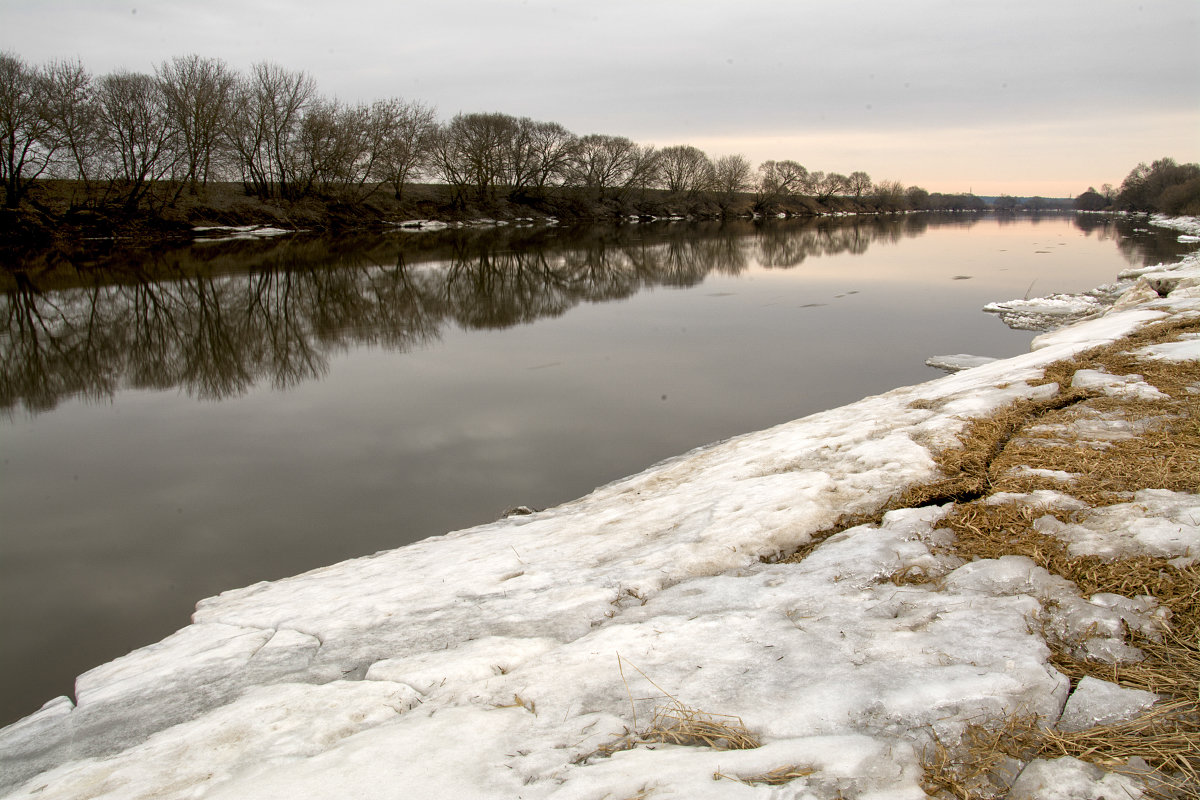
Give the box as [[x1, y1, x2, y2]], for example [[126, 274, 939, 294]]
[[754, 159, 808, 211], [41, 58, 101, 193], [811, 172, 848, 202], [521, 119, 577, 195], [430, 112, 517, 203], [656, 144, 714, 195], [566, 134, 659, 201], [95, 70, 180, 209], [294, 98, 378, 198], [711, 154, 752, 208], [229, 62, 316, 199], [370, 97, 436, 201], [0, 52, 57, 208], [846, 170, 871, 199], [568, 133, 633, 197], [156, 54, 236, 193], [871, 179, 906, 211], [904, 185, 929, 210]]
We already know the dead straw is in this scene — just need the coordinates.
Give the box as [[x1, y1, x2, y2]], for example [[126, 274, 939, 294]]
[[910, 318, 1200, 798]]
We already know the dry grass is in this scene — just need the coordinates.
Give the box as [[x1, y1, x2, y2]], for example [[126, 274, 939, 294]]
[[910, 318, 1200, 797], [893, 390, 1092, 509], [639, 701, 760, 750], [1039, 701, 1200, 795], [922, 706, 1200, 800], [713, 764, 816, 786], [921, 715, 1038, 800], [574, 657, 760, 765]]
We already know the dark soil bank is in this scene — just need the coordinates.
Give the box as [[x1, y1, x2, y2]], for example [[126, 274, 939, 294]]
[[0, 180, 917, 249]]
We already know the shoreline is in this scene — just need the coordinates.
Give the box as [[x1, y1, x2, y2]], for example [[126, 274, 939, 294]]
[[0, 180, 1010, 251], [1, 217, 1197, 798]]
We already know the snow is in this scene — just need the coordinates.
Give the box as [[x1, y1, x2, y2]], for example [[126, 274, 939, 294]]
[[4, 217, 1200, 798], [1002, 466, 1080, 484]]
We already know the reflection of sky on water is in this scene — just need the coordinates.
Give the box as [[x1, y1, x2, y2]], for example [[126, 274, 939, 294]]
[[0, 214, 1189, 726]]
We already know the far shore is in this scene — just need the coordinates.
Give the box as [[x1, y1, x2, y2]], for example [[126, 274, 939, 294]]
[[0, 180, 1033, 250]]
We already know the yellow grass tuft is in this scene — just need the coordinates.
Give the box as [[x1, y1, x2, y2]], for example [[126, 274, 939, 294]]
[[713, 763, 816, 786], [574, 656, 760, 764]]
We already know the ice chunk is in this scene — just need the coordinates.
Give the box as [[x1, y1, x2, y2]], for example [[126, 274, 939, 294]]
[[925, 353, 998, 372], [1002, 466, 1081, 484], [1034, 490, 1200, 564], [1132, 332, 1200, 361], [1058, 677, 1158, 732], [983, 294, 1109, 330], [1009, 756, 1145, 799], [1070, 369, 1168, 400]]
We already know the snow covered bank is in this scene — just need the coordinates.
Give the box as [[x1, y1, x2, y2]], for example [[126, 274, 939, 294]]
[[3, 222, 1199, 799]]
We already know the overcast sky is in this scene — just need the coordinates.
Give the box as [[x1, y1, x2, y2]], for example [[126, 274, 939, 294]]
[[3, 0, 1197, 195]]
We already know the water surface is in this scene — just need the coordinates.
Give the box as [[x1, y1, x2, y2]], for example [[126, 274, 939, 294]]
[[0, 212, 1187, 725]]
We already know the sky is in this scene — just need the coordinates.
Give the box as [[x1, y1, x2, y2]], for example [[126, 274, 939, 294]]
[[2, 0, 1198, 196]]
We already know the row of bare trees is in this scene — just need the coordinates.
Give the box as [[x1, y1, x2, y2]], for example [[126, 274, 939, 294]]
[[2, 50, 964, 214], [1, 53, 437, 210]]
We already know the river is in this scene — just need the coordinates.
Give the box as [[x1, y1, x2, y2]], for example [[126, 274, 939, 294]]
[[0, 212, 1187, 725]]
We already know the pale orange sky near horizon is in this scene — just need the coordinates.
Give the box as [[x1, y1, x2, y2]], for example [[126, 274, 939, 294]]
[[685, 111, 1200, 197], [3, 0, 1198, 198]]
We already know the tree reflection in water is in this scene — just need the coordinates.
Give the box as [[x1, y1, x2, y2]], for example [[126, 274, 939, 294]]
[[6, 212, 1171, 416]]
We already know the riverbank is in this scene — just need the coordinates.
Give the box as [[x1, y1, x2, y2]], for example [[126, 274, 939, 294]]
[[1, 217, 1197, 799], [0, 180, 922, 249]]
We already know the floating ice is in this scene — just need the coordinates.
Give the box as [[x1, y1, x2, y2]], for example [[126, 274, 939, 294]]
[[192, 225, 294, 240], [924, 353, 997, 372]]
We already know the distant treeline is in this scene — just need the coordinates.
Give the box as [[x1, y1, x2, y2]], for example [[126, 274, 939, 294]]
[[1, 52, 992, 240], [1074, 158, 1200, 216]]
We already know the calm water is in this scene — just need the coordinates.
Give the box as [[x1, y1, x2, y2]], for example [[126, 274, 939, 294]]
[[0, 212, 1188, 725]]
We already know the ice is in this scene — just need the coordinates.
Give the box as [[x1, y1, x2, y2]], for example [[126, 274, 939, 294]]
[[1009, 756, 1146, 799], [1002, 466, 1081, 484], [7, 221, 1200, 797], [192, 225, 294, 239], [1133, 332, 1200, 361], [1034, 490, 1200, 565], [1058, 676, 1158, 732], [1070, 368, 1168, 400], [984, 489, 1088, 510], [391, 218, 450, 231], [923, 353, 997, 372], [982, 294, 1108, 330], [1151, 213, 1200, 238]]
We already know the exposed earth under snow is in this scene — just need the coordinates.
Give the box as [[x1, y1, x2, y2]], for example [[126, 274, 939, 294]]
[[3, 215, 1198, 800]]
